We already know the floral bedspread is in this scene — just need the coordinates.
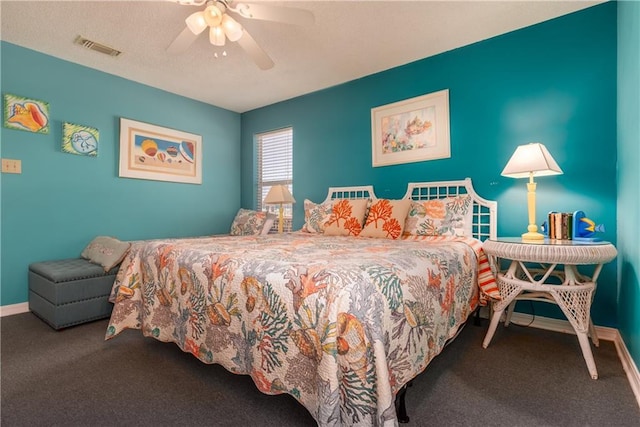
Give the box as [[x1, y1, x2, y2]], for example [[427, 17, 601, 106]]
[[106, 233, 484, 426]]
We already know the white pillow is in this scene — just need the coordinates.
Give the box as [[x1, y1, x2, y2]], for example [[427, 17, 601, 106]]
[[261, 212, 277, 235]]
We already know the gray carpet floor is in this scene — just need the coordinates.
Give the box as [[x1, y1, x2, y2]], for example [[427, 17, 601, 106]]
[[1, 312, 639, 426]]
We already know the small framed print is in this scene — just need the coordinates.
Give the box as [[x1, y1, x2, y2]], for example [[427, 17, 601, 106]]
[[3, 93, 50, 134], [62, 122, 99, 156]]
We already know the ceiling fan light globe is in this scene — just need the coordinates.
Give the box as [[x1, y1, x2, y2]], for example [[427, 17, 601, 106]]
[[222, 14, 243, 42], [209, 26, 226, 46], [203, 4, 223, 27], [185, 11, 207, 35]]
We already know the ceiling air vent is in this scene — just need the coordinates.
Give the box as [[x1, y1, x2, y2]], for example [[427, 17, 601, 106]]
[[74, 36, 122, 57]]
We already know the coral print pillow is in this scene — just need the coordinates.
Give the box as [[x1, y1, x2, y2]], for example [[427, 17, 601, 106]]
[[360, 199, 411, 239], [230, 208, 271, 236], [404, 195, 473, 237], [301, 199, 333, 233], [323, 199, 369, 236]]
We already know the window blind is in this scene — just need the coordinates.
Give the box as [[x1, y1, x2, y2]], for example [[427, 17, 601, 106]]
[[257, 127, 293, 232]]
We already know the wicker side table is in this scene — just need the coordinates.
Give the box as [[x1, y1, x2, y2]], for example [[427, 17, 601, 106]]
[[481, 238, 617, 379]]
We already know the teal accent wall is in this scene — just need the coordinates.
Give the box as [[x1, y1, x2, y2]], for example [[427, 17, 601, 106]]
[[241, 4, 618, 326], [617, 0, 640, 372], [0, 42, 241, 306]]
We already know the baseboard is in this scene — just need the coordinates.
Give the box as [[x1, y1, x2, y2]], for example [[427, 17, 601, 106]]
[[509, 312, 640, 409], [612, 329, 640, 411], [0, 302, 29, 317], [479, 308, 618, 342], [509, 312, 617, 338]]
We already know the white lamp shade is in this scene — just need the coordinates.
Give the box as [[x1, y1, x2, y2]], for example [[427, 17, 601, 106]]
[[209, 26, 226, 46], [185, 11, 207, 35], [263, 185, 296, 205], [501, 142, 563, 179], [222, 14, 244, 42]]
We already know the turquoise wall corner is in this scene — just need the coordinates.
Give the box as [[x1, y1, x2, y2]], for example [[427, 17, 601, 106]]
[[617, 0, 640, 377], [0, 42, 242, 306]]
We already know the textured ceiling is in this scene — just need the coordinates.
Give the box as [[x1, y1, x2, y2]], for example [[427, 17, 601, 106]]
[[1, 1, 602, 113]]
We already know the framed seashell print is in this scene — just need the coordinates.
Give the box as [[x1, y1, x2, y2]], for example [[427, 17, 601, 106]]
[[118, 118, 202, 184], [371, 89, 450, 167], [3, 93, 50, 134]]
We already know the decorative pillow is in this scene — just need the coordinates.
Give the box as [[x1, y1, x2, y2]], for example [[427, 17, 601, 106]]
[[301, 199, 334, 233], [360, 199, 411, 239], [403, 195, 473, 237], [81, 236, 131, 272], [230, 208, 269, 236], [323, 199, 369, 236]]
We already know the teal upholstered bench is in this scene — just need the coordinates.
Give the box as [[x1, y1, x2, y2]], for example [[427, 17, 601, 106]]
[[28, 258, 117, 330]]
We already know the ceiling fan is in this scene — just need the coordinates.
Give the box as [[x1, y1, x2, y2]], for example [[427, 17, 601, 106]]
[[167, 0, 314, 70]]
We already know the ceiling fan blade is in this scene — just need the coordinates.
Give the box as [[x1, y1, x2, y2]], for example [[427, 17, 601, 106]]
[[172, 0, 207, 5], [236, 29, 274, 70], [167, 27, 199, 54], [232, 3, 314, 26]]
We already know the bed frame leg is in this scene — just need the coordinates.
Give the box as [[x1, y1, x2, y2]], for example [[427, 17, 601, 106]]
[[473, 306, 482, 326], [396, 381, 412, 423]]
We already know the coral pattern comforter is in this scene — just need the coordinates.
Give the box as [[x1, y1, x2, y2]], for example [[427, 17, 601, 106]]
[[106, 233, 483, 426]]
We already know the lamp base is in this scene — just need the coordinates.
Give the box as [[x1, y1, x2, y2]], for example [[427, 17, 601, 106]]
[[278, 204, 284, 234], [521, 231, 545, 241]]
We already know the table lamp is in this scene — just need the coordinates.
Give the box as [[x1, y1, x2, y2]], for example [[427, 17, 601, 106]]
[[501, 142, 563, 241], [263, 185, 296, 233]]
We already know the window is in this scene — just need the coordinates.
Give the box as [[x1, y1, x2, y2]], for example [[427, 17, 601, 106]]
[[257, 127, 293, 232]]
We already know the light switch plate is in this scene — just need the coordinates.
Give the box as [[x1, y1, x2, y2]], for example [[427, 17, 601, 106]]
[[1, 158, 22, 174]]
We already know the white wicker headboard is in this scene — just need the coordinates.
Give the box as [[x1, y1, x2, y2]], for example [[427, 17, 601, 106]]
[[323, 185, 377, 204], [320, 179, 496, 241], [403, 178, 497, 241]]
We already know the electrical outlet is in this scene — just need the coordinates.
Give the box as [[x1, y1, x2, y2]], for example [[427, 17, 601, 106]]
[[1, 158, 22, 174]]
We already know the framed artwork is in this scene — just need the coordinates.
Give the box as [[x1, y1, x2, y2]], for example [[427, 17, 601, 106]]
[[119, 118, 202, 184], [371, 89, 450, 167], [62, 122, 99, 156], [3, 93, 50, 134]]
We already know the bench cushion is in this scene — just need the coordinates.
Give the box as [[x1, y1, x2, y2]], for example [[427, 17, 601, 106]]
[[30, 258, 116, 283]]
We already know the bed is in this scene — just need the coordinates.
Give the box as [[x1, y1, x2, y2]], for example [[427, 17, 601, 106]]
[[105, 178, 498, 426]]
